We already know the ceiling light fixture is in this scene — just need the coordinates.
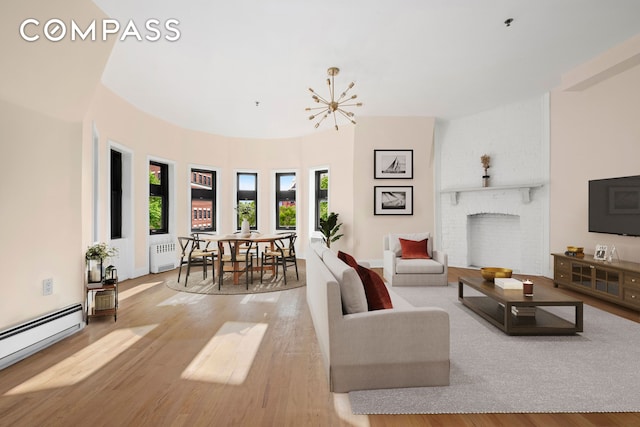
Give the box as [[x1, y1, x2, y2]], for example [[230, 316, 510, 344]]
[[306, 67, 363, 131]]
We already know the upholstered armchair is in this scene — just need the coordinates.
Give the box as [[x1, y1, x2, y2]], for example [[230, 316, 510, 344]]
[[383, 232, 448, 286]]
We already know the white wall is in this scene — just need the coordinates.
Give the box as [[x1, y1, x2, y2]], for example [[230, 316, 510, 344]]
[[353, 116, 436, 264], [550, 63, 640, 265], [0, 99, 83, 328]]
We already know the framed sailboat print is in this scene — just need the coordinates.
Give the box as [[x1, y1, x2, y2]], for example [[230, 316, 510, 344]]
[[374, 186, 413, 215], [374, 149, 413, 179]]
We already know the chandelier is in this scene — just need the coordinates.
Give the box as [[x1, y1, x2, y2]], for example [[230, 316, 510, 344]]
[[306, 67, 363, 130]]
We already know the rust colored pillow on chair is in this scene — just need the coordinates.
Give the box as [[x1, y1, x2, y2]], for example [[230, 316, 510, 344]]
[[399, 238, 431, 259], [338, 251, 393, 310]]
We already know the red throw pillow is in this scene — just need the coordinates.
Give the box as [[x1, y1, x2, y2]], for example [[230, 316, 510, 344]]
[[399, 238, 430, 259], [357, 265, 393, 311], [338, 251, 393, 310], [337, 251, 359, 269]]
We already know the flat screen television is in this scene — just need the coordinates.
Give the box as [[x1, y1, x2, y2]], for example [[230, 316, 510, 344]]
[[589, 175, 640, 237]]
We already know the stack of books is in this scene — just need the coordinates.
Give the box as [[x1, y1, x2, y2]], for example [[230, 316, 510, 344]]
[[494, 278, 523, 289], [511, 306, 536, 317]]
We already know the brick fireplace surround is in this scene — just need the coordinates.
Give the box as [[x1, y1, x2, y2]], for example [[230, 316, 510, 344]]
[[439, 184, 547, 275]]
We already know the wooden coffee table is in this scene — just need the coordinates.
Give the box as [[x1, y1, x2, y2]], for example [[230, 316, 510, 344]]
[[458, 276, 583, 335]]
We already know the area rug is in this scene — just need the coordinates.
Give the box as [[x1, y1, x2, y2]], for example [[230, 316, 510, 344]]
[[349, 282, 640, 414], [165, 263, 305, 295]]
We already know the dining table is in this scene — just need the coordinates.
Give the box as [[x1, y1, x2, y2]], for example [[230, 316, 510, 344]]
[[204, 233, 291, 285]]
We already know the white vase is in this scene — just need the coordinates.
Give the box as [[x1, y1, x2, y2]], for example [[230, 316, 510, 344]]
[[241, 219, 251, 236]]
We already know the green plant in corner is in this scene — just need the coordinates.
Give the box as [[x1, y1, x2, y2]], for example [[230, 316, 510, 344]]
[[319, 212, 343, 248]]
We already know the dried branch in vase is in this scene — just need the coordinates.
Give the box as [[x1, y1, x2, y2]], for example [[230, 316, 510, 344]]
[[481, 154, 491, 176]]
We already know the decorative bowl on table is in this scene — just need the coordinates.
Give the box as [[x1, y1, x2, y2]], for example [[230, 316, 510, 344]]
[[480, 267, 513, 282], [566, 246, 584, 253]]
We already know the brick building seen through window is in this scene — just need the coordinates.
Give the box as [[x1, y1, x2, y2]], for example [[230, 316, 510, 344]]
[[191, 169, 215, 232]]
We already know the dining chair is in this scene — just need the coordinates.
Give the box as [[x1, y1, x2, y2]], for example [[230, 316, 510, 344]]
[[234, 230, 260, 263], [191, 232, 218, 277], [177, 236, 215, 286], [260, 232, 298, 285], [218, 239, 254, 290]]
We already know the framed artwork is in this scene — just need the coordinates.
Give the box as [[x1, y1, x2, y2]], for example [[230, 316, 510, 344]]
[[374, 149, 413, 179], [374, 186, 413, 215], [594, 244, 608, 261]]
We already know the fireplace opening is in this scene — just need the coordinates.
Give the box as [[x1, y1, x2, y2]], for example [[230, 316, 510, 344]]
[[467, 213, 521, 272]]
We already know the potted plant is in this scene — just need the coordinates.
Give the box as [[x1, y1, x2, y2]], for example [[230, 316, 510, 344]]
[[85, 242, 118, 283], [235, 203, 254, 236], [319, 212, 344, 248]]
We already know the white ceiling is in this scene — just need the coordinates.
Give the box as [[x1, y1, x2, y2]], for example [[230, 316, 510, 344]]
[[93, 0, 640, 139]]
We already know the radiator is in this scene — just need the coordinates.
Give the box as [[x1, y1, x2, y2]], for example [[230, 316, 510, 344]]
[[0, 304, 84, 370], [150, 242, 177, 273]]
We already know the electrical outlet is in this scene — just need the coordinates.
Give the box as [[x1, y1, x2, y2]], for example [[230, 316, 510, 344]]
[[43, 278, 53, 295]]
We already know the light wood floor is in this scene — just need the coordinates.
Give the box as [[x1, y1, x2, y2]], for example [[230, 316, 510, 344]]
[[1, 264, 638, 426]]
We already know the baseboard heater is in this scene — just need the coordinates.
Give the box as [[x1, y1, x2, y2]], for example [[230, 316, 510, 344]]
[[0, 304, 84, 371], [150, 242, 177, 273]]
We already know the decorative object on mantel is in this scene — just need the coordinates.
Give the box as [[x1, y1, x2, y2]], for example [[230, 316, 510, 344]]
[[480, 154, 491, 187], [305, 67, 363, 131], [319, 212, 344, 248], [85, 242, 118, 284], [235, 203, 254, 237]]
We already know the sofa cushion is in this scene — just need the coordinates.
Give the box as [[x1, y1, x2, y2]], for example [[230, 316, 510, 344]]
[[357, 265, 393, 310], [323, 250, 368, 314], [396, 258, 444, 274], [311, 241, 330, 259], [399, 238, 431, 259], [338, 251, 393, 311], [389, 232, 430, 256]]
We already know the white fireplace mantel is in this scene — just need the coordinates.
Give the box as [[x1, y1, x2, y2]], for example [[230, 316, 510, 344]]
[[441, 183, 544, 205]]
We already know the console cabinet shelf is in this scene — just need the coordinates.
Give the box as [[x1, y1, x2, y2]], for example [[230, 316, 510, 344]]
[[552, 253, 640, 311]]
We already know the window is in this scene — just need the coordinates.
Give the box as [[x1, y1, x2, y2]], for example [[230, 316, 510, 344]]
[[110, 149, 122, 239], [276, 172, 296, 230], [149, 161, 169, 234], [191, 168, 216, 232], [237, 172, 257, 230], [315, 169, 328, 230]]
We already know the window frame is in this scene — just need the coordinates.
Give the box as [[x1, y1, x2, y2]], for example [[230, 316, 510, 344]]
[[110, 149, 123, 239], [275, 171, 297, 231], [236, 171, 258, 231], [314, 169, 329, 231], [149, 160, 169, 235], [190, 167, 217, 233]]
